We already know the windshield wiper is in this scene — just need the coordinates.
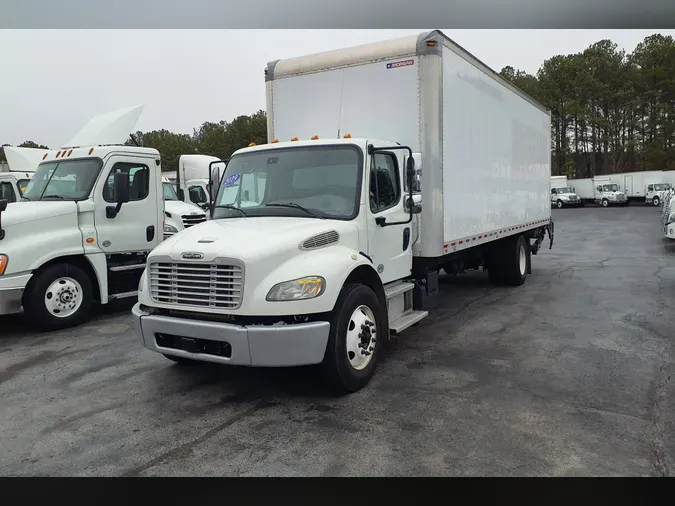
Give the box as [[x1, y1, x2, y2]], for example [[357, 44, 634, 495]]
[[265, 203, 323, 219], [215, 204, 247, 216], [41, 195, 65, 200]]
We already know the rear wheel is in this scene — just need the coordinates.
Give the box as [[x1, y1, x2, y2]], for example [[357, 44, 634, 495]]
[[321, 283, 385, 394], [24, 263, 93, 331], [487, 235, 529, 286]]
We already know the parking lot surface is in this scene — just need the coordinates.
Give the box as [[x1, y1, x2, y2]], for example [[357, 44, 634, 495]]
[[1, 206, 674, 476]]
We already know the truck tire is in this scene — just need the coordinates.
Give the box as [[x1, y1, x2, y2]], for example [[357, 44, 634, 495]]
[[321, 283, 385, 394], [24, 263, 93, 331], [556, 200, 564, 209], [653, 196, 660, 207], [601, 198, 609, 207], [501, 235, 529, 286]]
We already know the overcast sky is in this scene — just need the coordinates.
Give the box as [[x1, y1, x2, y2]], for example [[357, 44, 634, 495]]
[[1, 29, 672, 148]]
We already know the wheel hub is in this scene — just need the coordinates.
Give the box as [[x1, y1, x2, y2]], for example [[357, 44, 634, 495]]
[[345, 305, 377, 371], [45, 277, 83, 318]]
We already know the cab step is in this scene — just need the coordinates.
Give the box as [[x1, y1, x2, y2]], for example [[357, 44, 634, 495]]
[[384, 281, 415, 300], [389, 309, 428, 335]]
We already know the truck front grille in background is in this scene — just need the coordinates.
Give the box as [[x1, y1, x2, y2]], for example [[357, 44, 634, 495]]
[[149, 262, 243, 309], [181, 214, 207, 228]]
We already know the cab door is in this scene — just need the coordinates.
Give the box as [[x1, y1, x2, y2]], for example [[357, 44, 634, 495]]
[[366, 146, 413, 284], [93, 154, 162, 253]]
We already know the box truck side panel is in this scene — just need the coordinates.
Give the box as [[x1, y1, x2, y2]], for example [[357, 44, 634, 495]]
[[441, 45, 550, 246]]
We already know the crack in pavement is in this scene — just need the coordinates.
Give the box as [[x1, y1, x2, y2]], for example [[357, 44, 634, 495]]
[[120, 399, 274, 476]]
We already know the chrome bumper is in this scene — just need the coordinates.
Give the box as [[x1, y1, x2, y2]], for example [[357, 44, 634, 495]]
[[132, 303, 331, 367], [0, 287, 23, 315]]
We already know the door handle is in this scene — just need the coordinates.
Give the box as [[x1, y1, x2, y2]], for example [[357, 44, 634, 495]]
[[146, 226, 155, 242], [403, 227, 411, 251]]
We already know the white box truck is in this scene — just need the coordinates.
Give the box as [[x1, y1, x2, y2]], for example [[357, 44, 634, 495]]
[[570, 176, 628, 207], [550, 175, 583, 208], [607, 170, 672, 206], [131, 30, 554, 393]]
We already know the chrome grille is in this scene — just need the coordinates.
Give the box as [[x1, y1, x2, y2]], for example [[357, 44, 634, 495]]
[[301, 230, 339, 250], [181, 213, 207, 228], [149, 262, 243, 309]]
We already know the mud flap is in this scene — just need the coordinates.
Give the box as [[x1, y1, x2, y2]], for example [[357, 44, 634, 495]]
[[547, 219, 555, 249]]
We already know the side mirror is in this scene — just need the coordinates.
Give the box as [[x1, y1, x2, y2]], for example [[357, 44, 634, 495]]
[[406, 157, 415, 186], [114, 171, 130, 204], [405, 196, 422, 214]]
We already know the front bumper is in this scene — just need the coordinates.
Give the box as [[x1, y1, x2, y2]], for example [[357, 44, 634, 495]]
[[132, 303, 331, 367], [0, 287, 23, 315]]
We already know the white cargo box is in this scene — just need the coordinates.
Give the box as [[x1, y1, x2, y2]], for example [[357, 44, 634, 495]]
[[266, 30, 552, 259]]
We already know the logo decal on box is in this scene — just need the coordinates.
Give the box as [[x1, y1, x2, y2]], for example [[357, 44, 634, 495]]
[[386, 59, 414, 70]]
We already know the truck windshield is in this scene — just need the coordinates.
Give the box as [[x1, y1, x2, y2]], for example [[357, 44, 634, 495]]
[[163, 182, 178, 201], [557, 187, 573, 193], [22, 159, 103, 201], [213, 145, 362, 220], [602, 184, 619, 192], [654, 184, 670, 191]]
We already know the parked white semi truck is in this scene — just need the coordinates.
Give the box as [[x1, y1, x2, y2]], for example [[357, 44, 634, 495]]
[[161, 176, 207, 240], [550, 175, 582, 208], [0, 146, 50, 203], [0, 106, 169, 329], [131, 30, 555, 393]]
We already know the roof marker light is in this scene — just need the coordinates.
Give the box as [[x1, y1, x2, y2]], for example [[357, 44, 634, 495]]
[[291, 137, 299, 141], [88, 148, 94, 155], [249, 142, 256, 147], [42, 153, 48, 160], [56, 151, 62, 157], [67, 149, 73, 157], [343, 133, 352, 139], [272, 139, 279, 143], [311, 135, 319, 140]]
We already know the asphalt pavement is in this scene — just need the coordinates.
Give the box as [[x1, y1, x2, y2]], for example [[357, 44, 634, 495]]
[[1, 205, 674, 476]]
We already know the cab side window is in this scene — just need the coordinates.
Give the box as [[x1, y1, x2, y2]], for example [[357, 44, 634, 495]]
[[0, 182, 16, 203], [103, 163, 150, 203], [369, 153, 400, 213], [648, 185, 654, 192], [551, 189, 557, 195], [188, 185, 207, 204], [596, 186, 602, 192]]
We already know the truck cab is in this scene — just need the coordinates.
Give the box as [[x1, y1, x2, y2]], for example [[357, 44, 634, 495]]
[[0, 171, 32, 204], [646, 183, 672, 207], [0, 106, 166, 329], [594, 177, 627, 207], [161, 176, 207, 240]]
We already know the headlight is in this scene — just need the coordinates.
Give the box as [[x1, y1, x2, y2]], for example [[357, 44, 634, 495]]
[[266, 276, 326, 301], [0, 254, 7, 276], [667, 214, 675, 225], [164, 224, 178, 234]]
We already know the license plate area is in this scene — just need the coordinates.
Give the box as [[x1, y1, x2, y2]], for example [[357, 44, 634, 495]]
[[155, 333, 232, 358]]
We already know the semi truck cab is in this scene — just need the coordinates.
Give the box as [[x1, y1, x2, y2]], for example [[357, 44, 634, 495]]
[[162, 177, 207, 240], [594, 179, 627, 207], [0, 106, 166, 329], [646, 183, 672, 207], [550, 186, 582, 208]]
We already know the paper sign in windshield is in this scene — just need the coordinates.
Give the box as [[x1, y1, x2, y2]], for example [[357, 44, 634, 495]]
[[223, 173, 241, 187]]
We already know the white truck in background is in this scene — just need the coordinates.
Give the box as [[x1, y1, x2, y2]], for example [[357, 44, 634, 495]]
[[0, 146, 50, 203], [176, 154, 224, 210], [161, 176, 207, 240], [607, 170, 672, 206], [0, 106, 168, 330], [571, 176, 628, 207], [550, 175, 583, 208], [132, 30, 554, 393]]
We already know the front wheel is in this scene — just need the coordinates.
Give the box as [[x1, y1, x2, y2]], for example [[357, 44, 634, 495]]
[[24, 263, 93, 331], [602, 199, 609, 207], [321, 283, 385, 394], [653, 197, 660, 207], [556, 200, 564, 209]]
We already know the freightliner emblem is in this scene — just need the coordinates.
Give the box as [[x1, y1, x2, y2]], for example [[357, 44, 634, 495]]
[[182, 252, 204, 260]]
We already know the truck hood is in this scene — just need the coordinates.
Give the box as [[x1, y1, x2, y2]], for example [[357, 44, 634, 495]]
[[557, 192, 579, 198], [164, 200, 205, 216], [150, 217, 360, 262], [0, 201, 78, 227]]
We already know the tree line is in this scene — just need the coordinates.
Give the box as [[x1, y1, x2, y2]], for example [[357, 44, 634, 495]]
[[2, 33, 673, 178]]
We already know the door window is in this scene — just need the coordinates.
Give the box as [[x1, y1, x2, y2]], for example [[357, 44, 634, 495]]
[[0, 182, 16, 203], [103, 163, 150, 202], [188, 185, 208, 204], [369, 153, 400, 213]]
